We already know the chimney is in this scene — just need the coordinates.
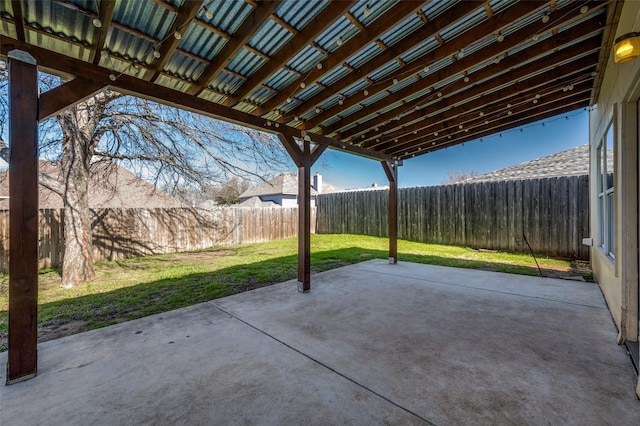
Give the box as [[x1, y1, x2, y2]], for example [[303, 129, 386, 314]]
[[313, 172, 323, 193]]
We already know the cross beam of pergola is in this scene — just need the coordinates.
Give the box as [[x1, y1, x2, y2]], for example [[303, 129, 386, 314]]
[[0, 0, 619, 384]]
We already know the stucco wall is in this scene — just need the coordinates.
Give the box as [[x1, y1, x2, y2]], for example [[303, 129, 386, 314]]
[[589, 2, 640, 338]]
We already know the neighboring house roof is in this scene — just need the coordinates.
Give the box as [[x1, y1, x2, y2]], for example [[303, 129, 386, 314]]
[[240, 173, 341, 199], [0, 161, 184, 209], [334, 184, 389, 192], [463, 145, 607, 183], [239, 196, 278, 207]]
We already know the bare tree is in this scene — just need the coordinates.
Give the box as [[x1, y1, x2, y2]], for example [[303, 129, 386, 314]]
[[1, 68, 289, 287], [176, 176, 251, 207], [441, 170, 481, 184]]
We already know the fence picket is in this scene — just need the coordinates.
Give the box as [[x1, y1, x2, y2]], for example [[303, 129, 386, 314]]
[[316, 176, 589, 260]]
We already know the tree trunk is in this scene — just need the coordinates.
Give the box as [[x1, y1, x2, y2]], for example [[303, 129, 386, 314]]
[[60, 154, 95, 288], [58, 95, 111, 287]]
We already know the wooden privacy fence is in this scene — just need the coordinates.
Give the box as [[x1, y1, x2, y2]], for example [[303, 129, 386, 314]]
[[316, 175, 590, 260], [0, 207, 315, 272]]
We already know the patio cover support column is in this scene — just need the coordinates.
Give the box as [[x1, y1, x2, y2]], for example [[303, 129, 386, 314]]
[[6, 50, 39, 384], [278, 134, 326, 292], [382, 161, 400, 264]]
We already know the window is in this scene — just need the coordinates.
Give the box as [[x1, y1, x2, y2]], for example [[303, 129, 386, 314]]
[[597, 123, 615, 259]]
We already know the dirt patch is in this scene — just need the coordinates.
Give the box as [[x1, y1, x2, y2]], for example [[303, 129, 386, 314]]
[[0, 320, 88, 352], [39, 320, 88, 343], [170, 248, 237, 263], [537, 260, 592, 281]]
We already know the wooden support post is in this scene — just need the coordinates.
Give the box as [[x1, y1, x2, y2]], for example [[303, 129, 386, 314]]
[[277, 134, 327, 292], [6, 50, 39, 384], [298, 140, 312, 292], [382, 161, 399, 264]]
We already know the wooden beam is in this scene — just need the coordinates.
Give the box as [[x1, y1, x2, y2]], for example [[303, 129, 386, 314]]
[[10, 0, 25, 41], [309, 0, 574, 131], [90, 0, 116, 63], [382, 73, 595, 154], [277, 133, 303, 167], [401, 96, 588, 159], [389, 85, 592, 157], [39, 78, 107, 121], [6, 50, 39, 384], [0, 35, 393, 162], [148, 0, 203, 81], [285, 1, 488, 122], [227, 0, 356, 107], [310, 143, 327, 165], [332, 9, 601, 139], [381, 161, 398, 264], [259, 0, 427, 113], [188, 0, 280, 96], [362, 49, 600, 149]]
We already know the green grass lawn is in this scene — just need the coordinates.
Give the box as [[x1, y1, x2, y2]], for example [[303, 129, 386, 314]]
[[0, 234, 587, 351]]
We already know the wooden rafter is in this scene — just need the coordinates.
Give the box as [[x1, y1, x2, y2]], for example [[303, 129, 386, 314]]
[[376, 71, 595, 150], [385, 81, 593, 156], [385, 76, 594, 156], [227, 0, 357, 107], [90, 0, 116, 63], [304, 0, 556, 131], [323, 4, 603, 138], [10, 0, 25, 41], [147, 0, 204, 82], [396, 94, 589, 159], [259, 0, 427, 114], [341, 24, 602, 142], [376, 53, 597, 147], [285, 0, 489, 123], [188, 0, 280, 96]]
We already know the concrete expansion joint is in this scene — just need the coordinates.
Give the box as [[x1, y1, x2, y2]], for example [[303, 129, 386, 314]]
[[206, 301, 437, 425], [369, 269, 608, 310]]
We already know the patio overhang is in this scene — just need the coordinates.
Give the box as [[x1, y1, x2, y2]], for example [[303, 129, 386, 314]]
[[0, 0, 623, 383]]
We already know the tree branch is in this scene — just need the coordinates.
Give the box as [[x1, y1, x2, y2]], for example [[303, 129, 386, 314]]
[[39, 171, 64, 195]]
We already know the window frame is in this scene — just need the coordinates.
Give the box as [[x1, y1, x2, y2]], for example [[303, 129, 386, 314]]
[[596, 122, 615, 260]]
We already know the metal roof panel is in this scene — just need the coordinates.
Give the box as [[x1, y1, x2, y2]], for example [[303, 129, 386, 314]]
[[204, 0, 254, 34], [112, 0, 174, 40], [249, 19, 292, 57], [210, 71, 245, 94], [285, 45, 324, 75], [277, 0, 326, 31], [227, 48, 266, 77], [319, 65, 351, 87], [178, 23, 225, 62], [379, 13, 422, 47]]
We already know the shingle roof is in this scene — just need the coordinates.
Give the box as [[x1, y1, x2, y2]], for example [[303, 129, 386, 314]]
[[0, 161, 183, 209], [238, 196, 278, 208], [240, 173, 341, 198], [463, 144, 606, 183]]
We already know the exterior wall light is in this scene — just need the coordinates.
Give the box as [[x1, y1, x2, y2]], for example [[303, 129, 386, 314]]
[[614, 32, 640, 63]]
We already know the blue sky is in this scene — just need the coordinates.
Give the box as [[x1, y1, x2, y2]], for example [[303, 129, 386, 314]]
[[307, 108, 589, 190]]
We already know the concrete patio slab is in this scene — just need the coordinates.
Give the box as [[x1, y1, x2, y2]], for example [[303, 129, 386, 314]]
[[1, 260, 639, 425]]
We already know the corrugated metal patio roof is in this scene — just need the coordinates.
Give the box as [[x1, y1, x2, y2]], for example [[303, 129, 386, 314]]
[[0, 0, 620, 162]]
